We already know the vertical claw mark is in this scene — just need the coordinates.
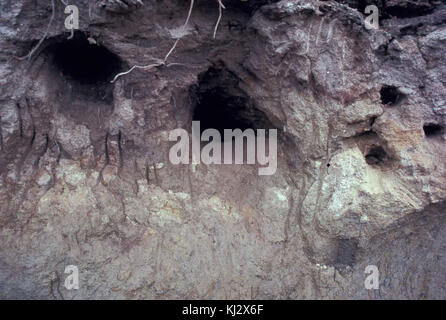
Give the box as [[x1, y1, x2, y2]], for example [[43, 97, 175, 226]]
[[54, 138, 61, 164], [118, 130, 123, 168], [153, 162, 159, 185], [30, 127, 36, 147], [133, 158, 139, 194], [145, 160, 150, 185], [25, 97, 36, 147], [16, 103, 23, 138], [105, 132, 110, 165], [97, 132, 110, 186]]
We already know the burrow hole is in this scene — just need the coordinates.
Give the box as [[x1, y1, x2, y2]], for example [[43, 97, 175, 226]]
[[380, 85, 405, 106], [423, 123, 444, 138], [365, 145, 388, 165], [44, 32, 123, 103], [334, 238, 358, 268], [191, 66, 275, 141]]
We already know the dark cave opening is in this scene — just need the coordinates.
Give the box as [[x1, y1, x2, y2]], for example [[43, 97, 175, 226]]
[[43, 32, 123, 105], [49, 32, 122, 85], [380, 85, 405, 106], [193, 87, 253, 136], [423, 123, 444, 137], [365, 145, 388, 165], [191, 67, 274, 141]]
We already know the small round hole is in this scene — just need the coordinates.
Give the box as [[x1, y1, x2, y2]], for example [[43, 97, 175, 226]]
[[365, 146, 387, 165], [423, 123, 444, 137], [380, 85, 405, 106]]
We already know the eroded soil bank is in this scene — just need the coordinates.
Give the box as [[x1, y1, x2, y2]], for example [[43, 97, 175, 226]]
[[0, 0, 445, 299]]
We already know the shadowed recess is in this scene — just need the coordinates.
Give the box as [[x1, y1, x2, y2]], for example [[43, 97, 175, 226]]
[[334, 238, 358, 267], [423, 123, 444, 137], [48, 32, 122, 85], [365, 145, 388, 165], [380, 85, 405, 106], [191, 66, 274, 140]]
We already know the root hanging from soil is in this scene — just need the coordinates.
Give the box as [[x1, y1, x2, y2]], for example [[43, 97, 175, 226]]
[[111, 0, 227, 83], [214, 0, 226, 38]]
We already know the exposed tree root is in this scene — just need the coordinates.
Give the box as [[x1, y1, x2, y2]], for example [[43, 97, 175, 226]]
[[17, 0, 226, 81], [111, 0, 227, 83], [214, 0, 226, 38]]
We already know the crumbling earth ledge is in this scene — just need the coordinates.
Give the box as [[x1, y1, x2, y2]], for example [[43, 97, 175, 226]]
[[0, 0, 445, 299]]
